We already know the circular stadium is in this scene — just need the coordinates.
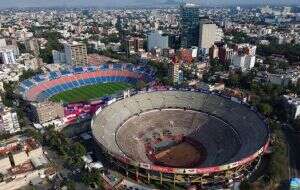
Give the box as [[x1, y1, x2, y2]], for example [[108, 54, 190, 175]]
[[91, 90, 270, 188], [17, 63, 154, 102]]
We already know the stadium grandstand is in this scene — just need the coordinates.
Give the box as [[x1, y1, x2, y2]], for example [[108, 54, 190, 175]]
[[17, 63, 155, 102], [91, 90, 270, 188]]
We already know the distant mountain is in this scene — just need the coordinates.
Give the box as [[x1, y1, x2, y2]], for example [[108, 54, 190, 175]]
[[163, 0, 181, 5]]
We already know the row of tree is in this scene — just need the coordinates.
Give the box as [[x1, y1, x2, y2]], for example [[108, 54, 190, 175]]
[[257, 43, 300, 63], [25, 126, 103, 188], [240, 121, 289, 190], [39, 32, 63, 64]]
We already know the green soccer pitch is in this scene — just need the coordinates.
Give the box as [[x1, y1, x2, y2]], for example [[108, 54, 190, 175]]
[[50, 82, 133, 103]]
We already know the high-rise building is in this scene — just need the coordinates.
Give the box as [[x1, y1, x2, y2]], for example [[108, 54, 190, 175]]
[[24, 38, 40, 56], [124, 37, 144, 54], [31, 101, 64, 124], [168, 60, 183, 84], [52, 50, 66, 64], [230, 54, 256, 72], [124, 38, 135, 54], [296, 13, 300, 22], [64, 42, 88, 66], [168, 34, 180, 49], [0, 47, 16, 64], [147, 31, 169, 51], [283, 95, 300, 120], [219, 45, 234, 64], [0, 108, 20, 134], [180, 3, 200, 48], [209, 45, 219, 60], [135, 38, 144, 52], [199, 21, 218, 51], [0, 39, 7, 47]]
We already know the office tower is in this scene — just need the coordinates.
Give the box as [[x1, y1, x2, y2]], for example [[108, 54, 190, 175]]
[[219, 45, 234, 64], [147, 31, 169, 51], [230, 54, 256, 72], [0, 39, 7, 47], [199, 21, 218, 51], [24, 38, 40, 56], [134, 38, 144, 52], [180, 3, 200, 48], [64, 42, 88, 66], [169, 60, 183, 84], [0, 48, 16, 64], [209, 45, 219, 60], [124, 37, 144, 54], [52, 50, 66, 64]]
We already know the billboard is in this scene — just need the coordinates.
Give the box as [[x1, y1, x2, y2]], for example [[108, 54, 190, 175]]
[[63, 101, 104, 124], [112, 143, 267, 175]]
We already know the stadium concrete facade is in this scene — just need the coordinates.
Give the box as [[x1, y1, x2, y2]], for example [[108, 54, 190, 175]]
[[91, 90, 270, 188]]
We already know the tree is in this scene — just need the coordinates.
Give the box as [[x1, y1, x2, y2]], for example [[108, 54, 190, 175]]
[[71, 142, 86, 157], [267, 127, 288, 183], [0, 173, 4, 182], [82, 169, 102, 187], [292, 118, 300, 131], [258, 103, 273, 116], [39, 32, 63, 63], [40, 49, 53, 64], [148, 60, 168, 83], [226, 73, 241, 88], [240, 181, 251, 190], [19, 69, 43, 81], [24, 129, 43, 143], [210, 58, 227, 73], [2, 81, 18, 107], [64, 180, 76, 190], [257, 43, 300, 63], [225, 31, 250, 44]]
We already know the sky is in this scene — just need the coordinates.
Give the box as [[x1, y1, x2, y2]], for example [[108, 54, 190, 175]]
[[0, 0, 299, 8]]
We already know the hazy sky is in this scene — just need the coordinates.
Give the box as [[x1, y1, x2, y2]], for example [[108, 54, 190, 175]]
[[0, 0, 299, 8]]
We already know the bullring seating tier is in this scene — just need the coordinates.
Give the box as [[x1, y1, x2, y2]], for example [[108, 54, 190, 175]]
[[91, 91, 269, 169]]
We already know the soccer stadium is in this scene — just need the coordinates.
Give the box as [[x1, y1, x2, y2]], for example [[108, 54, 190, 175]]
[[91, 90, 270, 188], [17, 63, 155, 102]]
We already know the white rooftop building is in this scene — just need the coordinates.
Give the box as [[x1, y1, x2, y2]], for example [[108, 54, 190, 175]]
[[0, 108, 20, 134], [52, 50, 66, 64], [147, 30, 169, 51], [230, 54, 256, 72], [283, 95, 300, 120], [0, 47, 16, 65]]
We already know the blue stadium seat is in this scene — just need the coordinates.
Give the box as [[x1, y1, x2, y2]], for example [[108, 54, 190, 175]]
[[49, 72, 59, 80], [100, 64, 109, 70], [61, 69, 72, 76], [32, 75, 45, 83], [78, 80, 85, 85], [73, 82, 80, 87], [125, 64, 133, 71], [17, 86, 26, 93], [22, 80, 35, 88], [74, 67, 84, 73], [87, 66, 96, 72], [113, 64, 122, 70]]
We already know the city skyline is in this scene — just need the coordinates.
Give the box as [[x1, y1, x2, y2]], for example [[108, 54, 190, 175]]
[[0, 0, 299, 8]]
